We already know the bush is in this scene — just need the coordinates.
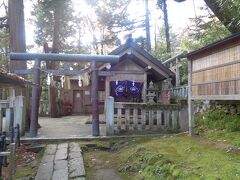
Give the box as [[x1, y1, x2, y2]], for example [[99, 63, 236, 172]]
[[195, 110, 240, 132]]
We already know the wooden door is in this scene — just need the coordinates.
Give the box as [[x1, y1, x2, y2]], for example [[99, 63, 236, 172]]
[[73, 90, 83, 114]]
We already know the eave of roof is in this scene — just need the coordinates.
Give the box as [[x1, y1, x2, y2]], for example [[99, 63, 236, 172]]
[[109, 42, 175, 78], [185, 32, 240, 60], [0, 68, 33, 86]]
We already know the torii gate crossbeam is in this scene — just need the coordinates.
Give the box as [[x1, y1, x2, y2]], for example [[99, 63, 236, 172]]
[[10, 52, 119, 137]]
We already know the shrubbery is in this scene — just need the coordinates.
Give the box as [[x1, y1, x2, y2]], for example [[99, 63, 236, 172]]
[[195, 110, 240, 132]]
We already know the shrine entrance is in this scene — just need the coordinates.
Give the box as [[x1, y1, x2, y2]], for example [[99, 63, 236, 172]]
[[10, 52, 119, 137]]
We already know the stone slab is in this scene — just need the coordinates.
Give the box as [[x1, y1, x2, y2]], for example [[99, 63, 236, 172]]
[[57, 143, 68, 149], [35, 162, 53, 180], [45, 144, 57, 155], [41, 154, 54, 163], [69, 151, 82, 160], [52, 168, 68, 180], [54, 160, 68, 171], [69, 142, 81, 153], [55, 148, 68, 161], [69, 158, 85, 178]]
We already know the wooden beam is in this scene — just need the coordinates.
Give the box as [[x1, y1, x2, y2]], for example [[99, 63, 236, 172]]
[[188, 60, 193, 136], [10, 52, 119, 63], [98, 71, 115, 76], [192, 77, 240, 86], [192, 59, 240, 73], [175, 58, 180, 86], [14, 69, 114, 77], [131, 50, 170, 78], [191, 95, 240, 100], [162, 51, 187, 65]]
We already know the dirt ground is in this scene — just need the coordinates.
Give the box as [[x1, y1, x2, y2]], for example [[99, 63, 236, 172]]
[[84, 148, 123, 180]]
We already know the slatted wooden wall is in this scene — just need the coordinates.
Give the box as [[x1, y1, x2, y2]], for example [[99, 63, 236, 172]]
[[191, 44, 240, 98]]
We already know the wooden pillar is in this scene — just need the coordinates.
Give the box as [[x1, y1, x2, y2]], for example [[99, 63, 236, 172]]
[[91, 61, 100, 136], [105, 77, 110, 99], [188, 60, 193, 136], [30, 60, 41, 137], [176, 58, 180, 86], [143, 73, 147, 103]]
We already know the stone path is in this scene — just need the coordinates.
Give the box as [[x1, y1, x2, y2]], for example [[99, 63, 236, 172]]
[[36, 115, 106, 138], [35, 143, 86, 180]]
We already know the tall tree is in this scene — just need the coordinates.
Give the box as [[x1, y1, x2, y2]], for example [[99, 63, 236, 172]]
[[180, 7, 230, 51], [174, 0, 240, 33], [32, 0, 74, 117], [157, 0, 171, 55], [0, 1, 9, 69], [145, 0, 151, 51], [8, 0, 26, 70], [86, 0, 137, 54]]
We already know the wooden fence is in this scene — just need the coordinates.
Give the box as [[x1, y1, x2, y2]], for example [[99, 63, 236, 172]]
[[105, 97, 188, 135], [169, 86, 188, 100], [0, 96, 26, 135]]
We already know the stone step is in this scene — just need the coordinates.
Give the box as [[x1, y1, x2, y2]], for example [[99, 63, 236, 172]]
[[35, 143, 86, 180]]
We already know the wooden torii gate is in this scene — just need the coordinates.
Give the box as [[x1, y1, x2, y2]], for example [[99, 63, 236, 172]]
[[10, 53, 119, 137]]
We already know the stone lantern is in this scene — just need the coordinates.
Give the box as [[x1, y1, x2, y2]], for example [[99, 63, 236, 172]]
[[146, 81, 157, 104]]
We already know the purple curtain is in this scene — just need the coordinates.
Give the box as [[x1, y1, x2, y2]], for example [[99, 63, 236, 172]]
[[126, 80, 143, 98], [110, 80, 143, 101]]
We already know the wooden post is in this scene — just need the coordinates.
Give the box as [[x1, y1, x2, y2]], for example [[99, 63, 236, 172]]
[[91, 61, 100, 136], [143, 73, 147, 102], [5, 109, 10, 133], [176, 58, 180, 86], [30, 60, 41, 137], [188, 60, 193, 136], [8, 143, 16, 180], [117, 108, 121, 130], [106, 96, 114, 135]]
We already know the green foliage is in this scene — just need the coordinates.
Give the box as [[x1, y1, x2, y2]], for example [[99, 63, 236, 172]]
[[214, 0, 240, 32], [152, 27, 176, 61], [195, 110, 240, 132], [86, 0, 137, 54], [119, 147, 185, 179], [32, 0, 74, 50], [180, 11, 230, 52], [0, 29, 9, 69]]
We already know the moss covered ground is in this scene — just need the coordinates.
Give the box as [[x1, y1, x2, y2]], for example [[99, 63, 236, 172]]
[[82, 134, 240, 180]]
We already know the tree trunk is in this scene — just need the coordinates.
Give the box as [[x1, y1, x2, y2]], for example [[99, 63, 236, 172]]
[[47, 6, 61, 118], [162, 0, 171, 54], [8, 0, 26, 70], [203, 0, 240, 33], [145, 0, 151, 51]]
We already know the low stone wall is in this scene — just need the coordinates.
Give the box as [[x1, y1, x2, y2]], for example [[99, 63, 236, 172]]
[[194, 100, 240, 115], [105, 97, 188, 135]]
